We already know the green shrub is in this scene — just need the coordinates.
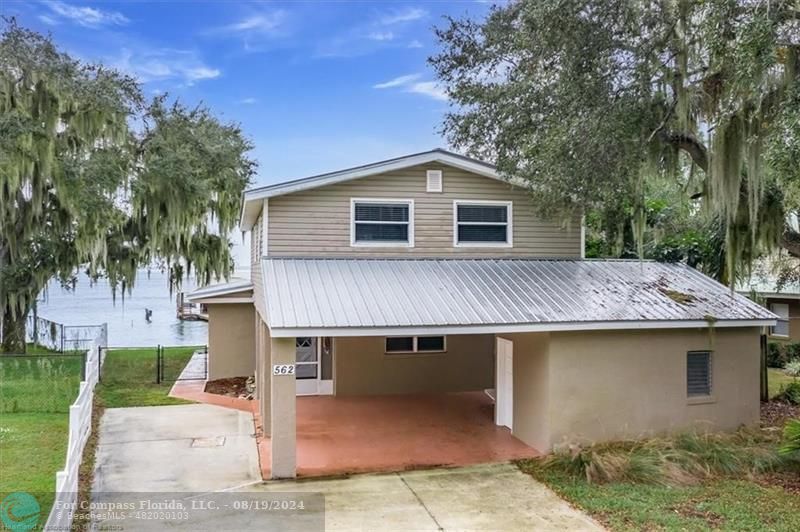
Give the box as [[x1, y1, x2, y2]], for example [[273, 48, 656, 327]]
[[534, 429, 784, 486], [781, 419, 800, 456], [776, 381, 800, 405], [786, 343, 800, 361], [767, 342, 788, 368], [786, 359, 800, 377]]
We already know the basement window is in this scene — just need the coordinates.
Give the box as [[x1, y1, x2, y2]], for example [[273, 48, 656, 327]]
[[386, 336, 446, 354], [687, 351, 712, 397]]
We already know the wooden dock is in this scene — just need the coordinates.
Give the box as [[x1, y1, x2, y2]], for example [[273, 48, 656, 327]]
[[176, 292, 208, 321]]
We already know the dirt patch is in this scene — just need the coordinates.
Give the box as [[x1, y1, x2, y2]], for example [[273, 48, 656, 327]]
[[671, 502, 725, 528], [761, 401, 799, 428], [756, 471, 800, 494], [205, 376, 253, 399]]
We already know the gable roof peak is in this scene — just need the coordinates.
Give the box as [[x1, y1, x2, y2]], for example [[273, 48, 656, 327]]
[[239, 148, 502, 231]]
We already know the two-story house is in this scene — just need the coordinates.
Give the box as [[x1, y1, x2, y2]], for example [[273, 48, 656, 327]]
[[189, 149, 775, 479]]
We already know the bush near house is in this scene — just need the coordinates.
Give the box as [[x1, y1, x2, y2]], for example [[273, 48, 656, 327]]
[[518, 425, 800, 531], [776, 382, 800, 405], [767, 342, 790, 368], [785, 359, 800, 378]]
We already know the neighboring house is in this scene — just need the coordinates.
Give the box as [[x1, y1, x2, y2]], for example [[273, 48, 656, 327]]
[[738, 277, 800, 343], [189, 148, 775, 479]]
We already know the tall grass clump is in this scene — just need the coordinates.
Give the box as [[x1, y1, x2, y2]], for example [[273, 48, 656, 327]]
[[526, 428, 789, 486]]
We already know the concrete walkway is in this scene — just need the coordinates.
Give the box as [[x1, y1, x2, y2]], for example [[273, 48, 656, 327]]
[[92, 403, 261, 493]]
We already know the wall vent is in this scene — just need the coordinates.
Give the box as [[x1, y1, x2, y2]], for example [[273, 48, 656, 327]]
[[426, 170, 443, 193]]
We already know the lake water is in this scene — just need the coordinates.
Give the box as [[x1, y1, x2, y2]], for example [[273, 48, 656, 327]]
[[36, 270, 209, 347]]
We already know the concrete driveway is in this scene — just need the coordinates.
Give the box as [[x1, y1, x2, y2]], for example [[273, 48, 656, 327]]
[[91, 404, 600, 531], [247, 463, 603, 531], [93, 403, 261, 493]]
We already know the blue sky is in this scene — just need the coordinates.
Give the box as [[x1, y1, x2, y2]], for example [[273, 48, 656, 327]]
[[5, 1, 493, 188]]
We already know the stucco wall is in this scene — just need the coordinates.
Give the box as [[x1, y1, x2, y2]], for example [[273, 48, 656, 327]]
[[500, 332, 551, 452], [207, 303, 256, 380], [334, 334, 494, 395], [507, 328, 760, 451]]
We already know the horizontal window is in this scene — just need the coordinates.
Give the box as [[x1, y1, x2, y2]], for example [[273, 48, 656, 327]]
[[454, 201, 512, 246], [351, 199, 413, 246], [385, 336, 446, 354], [687, 351, 712, 397]]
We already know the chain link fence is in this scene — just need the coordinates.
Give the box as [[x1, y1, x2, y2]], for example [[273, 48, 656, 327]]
[[99, 345, 207, 385], [2, 319, 107, 414], [26, 314, 107, 353]]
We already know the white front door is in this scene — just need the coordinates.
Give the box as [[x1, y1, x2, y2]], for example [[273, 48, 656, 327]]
[[495, 337, 513, 430], [295, 337, 334, 396]]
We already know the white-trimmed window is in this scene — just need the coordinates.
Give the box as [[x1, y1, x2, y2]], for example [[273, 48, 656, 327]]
[[350, 198, 414, 247], [385, 336, 446, 354], [453, 200, 512, 247], [769, 303, 790, 338], [687, 351, 712, 397]]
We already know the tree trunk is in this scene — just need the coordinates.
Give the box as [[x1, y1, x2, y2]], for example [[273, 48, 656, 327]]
[[1, 308, 27, 354]]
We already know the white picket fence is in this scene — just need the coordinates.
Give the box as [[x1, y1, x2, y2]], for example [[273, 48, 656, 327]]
[[45, 323, 107, 531]]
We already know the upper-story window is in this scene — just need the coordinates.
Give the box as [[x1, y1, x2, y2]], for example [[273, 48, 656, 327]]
[[350, 198, 414, 247], [453, 200, 513, 247]]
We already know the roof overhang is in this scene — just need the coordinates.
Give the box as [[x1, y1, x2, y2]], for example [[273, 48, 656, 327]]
[[268, 319, 773, 338], [187, 279, 254, 304], [239, 149, 515, 231], [745, 292, 800, 301]]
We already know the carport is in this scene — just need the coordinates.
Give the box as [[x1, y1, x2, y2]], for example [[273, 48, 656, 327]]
[[258, 257, 775, 479], [255, 392, 538, 478]]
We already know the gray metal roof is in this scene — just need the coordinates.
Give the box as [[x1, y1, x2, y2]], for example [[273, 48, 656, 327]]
[[261, 258, 775, 337], [187, 278, 253, 301]]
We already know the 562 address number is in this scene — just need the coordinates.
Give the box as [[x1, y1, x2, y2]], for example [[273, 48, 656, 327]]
[[272, 364, 295, 376]]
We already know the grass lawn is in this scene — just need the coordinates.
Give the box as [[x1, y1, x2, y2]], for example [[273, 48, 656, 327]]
[[96, 346, 199, 408], [0, 354, 83, 526], [522, 467, 800, 531], [769, 367, 798, 398], [0, 413, 69, 521]]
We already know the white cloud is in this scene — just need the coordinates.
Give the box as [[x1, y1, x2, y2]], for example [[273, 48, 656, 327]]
[[42, 0, 129, 28], [380, 8, 427, 25], [239, 97, 258, 105], [407, 40, 424, 49], [373, 74, 448, 101], [38, 14, 58, 25], [185, 66, 221, 81], [315, 6, 427, 58], [407, 81, 448, 101], [373, 73, 422, 89], [111, 48, 221, 86], [212, 11, 286, 34], [367, 31, 394, 42]]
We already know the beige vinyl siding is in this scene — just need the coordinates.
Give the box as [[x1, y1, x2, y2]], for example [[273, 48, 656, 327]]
[[266, 164, 581, 257], [251, 261, 267, 322]]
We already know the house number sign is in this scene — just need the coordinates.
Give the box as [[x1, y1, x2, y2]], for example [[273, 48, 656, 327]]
[[273, 364, 295, 376]]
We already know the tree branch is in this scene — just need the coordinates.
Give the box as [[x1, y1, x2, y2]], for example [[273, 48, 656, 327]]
[[661, 131, 709, 173]]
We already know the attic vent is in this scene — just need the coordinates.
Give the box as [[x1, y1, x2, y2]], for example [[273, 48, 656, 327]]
[[426, 170, 443, 193]]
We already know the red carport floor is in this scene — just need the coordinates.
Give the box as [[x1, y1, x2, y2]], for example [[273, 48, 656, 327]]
[[267, 391, 540, 478]]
